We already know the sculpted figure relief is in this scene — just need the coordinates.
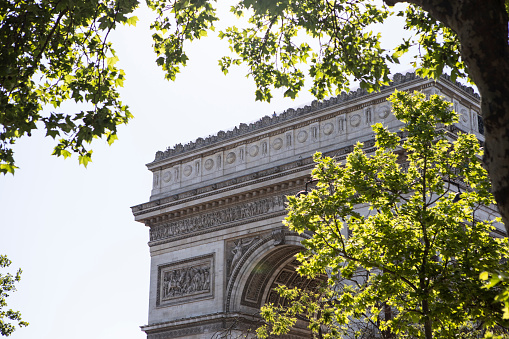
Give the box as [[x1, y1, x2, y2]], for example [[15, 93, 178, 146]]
[[230, 236, 259, 272], [162, 264, 211, 300], [150, 195, 286, 241]]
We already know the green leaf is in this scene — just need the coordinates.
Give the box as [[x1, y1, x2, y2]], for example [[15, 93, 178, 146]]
[[106, 133, 118, 146], [107, 56, 119, 67], [126, 16, 139, 26], [78, 154, 92, 168]]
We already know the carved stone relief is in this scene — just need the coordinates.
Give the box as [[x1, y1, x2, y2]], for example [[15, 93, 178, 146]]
[[286, 133, 292, 148], [226, 152, 236, 164], [272, 229, 285, 246], [249, 145, 259, 157], [261, 142, 268, 156], [157, 254, 214, 307], [195, 161, 200, 176], [135, 139, 377, 218], [350, 113, 361, 127], [378, 105, 390, 119], [204, 158, 214, 171], [453, 99, 459, 113], [272, 138, 283, 150], [183, 165, 193, 177], [162, 170, 172, 183], [153, 173, 160, 188], [460, 108, 469, 125], [297, 130, 308, 143], [239, 148, 245, 162], [225, 234, 264, 279], [150, 194, 287, 242], [323, 122, 334, 135], [365, 107, 372, 124], [337, 117, 345, 132], [311, 126, 318, 140]]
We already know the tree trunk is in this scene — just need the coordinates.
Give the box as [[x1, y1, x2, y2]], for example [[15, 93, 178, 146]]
[[386, 0, 509, 232], [453, 0, 509, 234], [422, 298, 433, 339]]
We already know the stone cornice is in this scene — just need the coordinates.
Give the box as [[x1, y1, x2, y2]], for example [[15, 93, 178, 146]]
[[132, 165, 313, 220], [148, 95, 385, 171], [140, 311, 259, 332], [133, 123, 480, 227], [149, 73, 479, 165], [132, 138, 382, 221]]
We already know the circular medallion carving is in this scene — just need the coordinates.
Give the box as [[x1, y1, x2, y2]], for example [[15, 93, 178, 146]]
[[204, 159, 214, 171], [183, 165, 192, 177], [249, 145, 259, 157], [226, 152, 236, 164], [323, 123, 334, 135], [297, 130, 308, 143], [162, 170, 172, 183], [461, 109, 468, 123], [378, 106, 390, 119], [350, 114, 361, 127], [272, 138, 283, 150]]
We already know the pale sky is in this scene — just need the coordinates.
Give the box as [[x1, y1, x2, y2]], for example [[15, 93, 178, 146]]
[[0, 2, 413, 339]]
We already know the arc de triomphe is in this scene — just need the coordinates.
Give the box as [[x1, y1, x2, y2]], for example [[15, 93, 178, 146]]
[[131, 73, 483, 338]]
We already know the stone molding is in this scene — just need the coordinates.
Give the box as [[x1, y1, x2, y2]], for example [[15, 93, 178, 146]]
[[142, 312, 227, 339], [142, 312, 309, 339], [152, 73, 478, 163], [133, 161, 314, 218]]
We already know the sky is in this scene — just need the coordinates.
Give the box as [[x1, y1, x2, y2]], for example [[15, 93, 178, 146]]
[[0, 2, 413, 339]]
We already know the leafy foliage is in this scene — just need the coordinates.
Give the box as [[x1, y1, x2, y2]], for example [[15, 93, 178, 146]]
[[257, 92, 509, 338], [0, 255, 27, 336], [0, 0, 138, 174], [151, 0, 473, 102]]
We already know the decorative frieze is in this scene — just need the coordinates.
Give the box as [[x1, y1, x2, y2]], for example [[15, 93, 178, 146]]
[[149, 195, 287, 242]]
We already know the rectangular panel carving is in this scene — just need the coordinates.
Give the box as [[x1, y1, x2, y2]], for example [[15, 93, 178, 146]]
[[157, 254, 214, 307]]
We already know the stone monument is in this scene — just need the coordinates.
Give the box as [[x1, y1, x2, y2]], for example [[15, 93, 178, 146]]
[[132, 73, 488, 338]]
